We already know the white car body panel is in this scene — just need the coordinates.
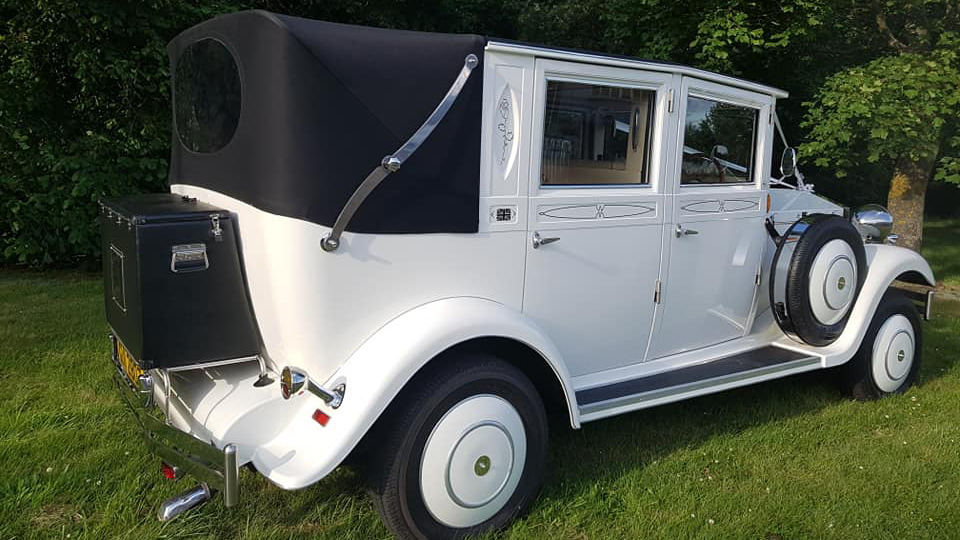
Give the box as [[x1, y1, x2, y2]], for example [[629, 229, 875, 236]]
[[155, 41, 935, 492], [152, 295, 578, 489]]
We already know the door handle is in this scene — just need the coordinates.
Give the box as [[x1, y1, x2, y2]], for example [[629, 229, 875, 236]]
[[675, 224, 699, 238], [532, 231, 560, 249]]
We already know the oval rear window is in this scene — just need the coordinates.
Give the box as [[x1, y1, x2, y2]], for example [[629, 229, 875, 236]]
[[174, 39, 241, 153]]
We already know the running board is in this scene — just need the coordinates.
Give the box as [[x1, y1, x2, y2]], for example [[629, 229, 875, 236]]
[[576, 346, 820, 418]]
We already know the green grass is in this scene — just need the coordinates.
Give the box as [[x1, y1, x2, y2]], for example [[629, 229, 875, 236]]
[[3, 256, 960, 539], [922, 219, 960, 289]]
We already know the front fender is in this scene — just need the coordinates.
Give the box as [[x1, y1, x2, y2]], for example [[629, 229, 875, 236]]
[[819, 244, 934, 367], [252, 297, 578, 489]]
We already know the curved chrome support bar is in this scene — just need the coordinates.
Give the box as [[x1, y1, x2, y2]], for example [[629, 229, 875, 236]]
[[321, 53, 479, 252]]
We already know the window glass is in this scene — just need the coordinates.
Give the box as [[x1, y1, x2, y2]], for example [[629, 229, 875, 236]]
[[174, 39, 241, 153], [681, 96, 757, 184], [541, 81, 654, 186]]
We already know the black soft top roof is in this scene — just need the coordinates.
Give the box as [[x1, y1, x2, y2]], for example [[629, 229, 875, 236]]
[[168, 10, 485, 234]]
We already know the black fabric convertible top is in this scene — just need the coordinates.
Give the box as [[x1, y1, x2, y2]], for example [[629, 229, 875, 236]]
[[167, 11, 485, 234]]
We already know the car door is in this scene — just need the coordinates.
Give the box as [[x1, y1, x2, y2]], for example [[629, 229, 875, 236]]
[[647, 77, 774, 360], [522, 59, 671, 377]]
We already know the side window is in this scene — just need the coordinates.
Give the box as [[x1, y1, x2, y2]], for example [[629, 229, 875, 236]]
[[541, 81, 655, 186], [681, 96, 757, 185]]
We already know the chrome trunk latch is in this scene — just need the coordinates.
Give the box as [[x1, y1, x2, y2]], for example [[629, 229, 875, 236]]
[[210, 214, 223, 242]]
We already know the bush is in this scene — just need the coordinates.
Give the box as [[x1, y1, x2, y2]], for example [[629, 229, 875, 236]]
[[0, 1, 243, 266], [0, 0, 521, 267]]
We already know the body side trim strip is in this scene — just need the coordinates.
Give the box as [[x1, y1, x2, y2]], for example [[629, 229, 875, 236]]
[[576, 345, 814, 407], [577, 356, 820, 416]]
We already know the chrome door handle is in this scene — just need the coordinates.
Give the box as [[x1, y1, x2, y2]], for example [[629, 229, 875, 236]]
[[532, 231, 560, 249], [675, 224, 699, 238]]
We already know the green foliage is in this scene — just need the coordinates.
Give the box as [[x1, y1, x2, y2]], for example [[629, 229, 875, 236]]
[[0, 0, 521, 267], [690, 0, 826, 71], [1, 0, 958, 265], [0, 1, 245, 265], [800, 46, 960, 176], [936, 136, 960, 185]]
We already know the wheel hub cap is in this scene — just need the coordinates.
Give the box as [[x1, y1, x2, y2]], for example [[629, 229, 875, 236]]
[[447, 423, 514, 508], [420, 394, 527, 528], [809, 239, 858, 325], [871, 314, 915, 393]]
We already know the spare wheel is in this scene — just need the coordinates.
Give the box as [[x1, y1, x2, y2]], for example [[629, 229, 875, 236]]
[[769, 214, 867, 346]]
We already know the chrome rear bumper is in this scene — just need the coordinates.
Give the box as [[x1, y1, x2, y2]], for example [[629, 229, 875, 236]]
[[111, 336, 239, 510]]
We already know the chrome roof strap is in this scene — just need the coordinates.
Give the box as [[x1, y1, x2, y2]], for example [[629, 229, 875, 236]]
[[321, 53, 480, 252]]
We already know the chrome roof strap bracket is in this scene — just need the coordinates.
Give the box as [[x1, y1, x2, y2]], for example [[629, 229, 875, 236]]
[[321, 53, 480, 252]]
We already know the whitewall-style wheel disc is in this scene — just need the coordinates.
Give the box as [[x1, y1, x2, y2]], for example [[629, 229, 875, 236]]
[[808, 239, 857, 325], [871, 314, 916, 393], [419, 394, 527, 528]]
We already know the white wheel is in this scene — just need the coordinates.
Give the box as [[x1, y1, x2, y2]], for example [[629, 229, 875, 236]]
[[808, 239, 857, 325], [420, 394, 527, 527], [870, 314, 916, 393], [841, 291, 922, 400], [365, 355, 548, 540]]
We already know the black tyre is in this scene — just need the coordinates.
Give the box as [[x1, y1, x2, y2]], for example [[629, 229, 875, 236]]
[[771, 214, 867, 346], [365, 354, 548, 540], [840, 291, 922, 400]]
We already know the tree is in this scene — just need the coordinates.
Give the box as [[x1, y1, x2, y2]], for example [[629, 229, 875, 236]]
[[0, 1, 247, 265], [0, 0, 519, 266], [800, 1, 960, 251]]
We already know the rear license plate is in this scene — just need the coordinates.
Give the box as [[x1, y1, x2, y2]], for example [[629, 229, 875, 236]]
[[115, 339, 145, 385]]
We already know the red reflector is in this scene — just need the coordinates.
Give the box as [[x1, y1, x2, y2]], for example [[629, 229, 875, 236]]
[[312, 409, 330, 426], [161, 462, 177, 480]]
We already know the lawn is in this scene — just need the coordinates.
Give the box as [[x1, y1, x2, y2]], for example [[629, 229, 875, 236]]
[[2, 226, 959, 539], [922, 219, 960, 290]]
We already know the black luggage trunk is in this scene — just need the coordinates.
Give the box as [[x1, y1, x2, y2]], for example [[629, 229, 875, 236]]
[[100, 193, 260, 369]]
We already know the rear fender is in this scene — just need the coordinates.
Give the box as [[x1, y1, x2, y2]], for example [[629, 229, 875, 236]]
[[252, 296, 577, 489]]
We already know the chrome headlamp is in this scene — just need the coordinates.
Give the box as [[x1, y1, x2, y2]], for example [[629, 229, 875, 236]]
[[852, 204, 897, 244]]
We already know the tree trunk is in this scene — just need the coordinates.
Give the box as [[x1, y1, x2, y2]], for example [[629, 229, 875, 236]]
[[886, 150, 936, 252]]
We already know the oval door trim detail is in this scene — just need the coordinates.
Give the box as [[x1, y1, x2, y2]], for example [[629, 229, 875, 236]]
[[722, 198, 758, 212], [681, 198, 758, 215], [538, 203, 655, 221], [680, 200, 722, 214]]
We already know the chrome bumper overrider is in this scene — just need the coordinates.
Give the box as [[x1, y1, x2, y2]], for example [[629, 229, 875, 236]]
[[111, 340, 239, 511]]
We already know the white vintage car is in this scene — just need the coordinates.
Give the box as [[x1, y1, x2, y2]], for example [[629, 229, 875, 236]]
[[100, 10, 935, 539]]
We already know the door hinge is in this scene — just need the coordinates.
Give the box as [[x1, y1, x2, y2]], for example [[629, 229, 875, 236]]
[[769, 108, 774, 125], [755, 263, 762, 286], [654, 279, 662, 304], [667, 89, 675, 113]]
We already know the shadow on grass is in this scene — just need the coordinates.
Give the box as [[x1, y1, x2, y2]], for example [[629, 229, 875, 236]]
[[533, 302, 960, 513], [539, 371, 838, 493], [217, 300, 960, 538]]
